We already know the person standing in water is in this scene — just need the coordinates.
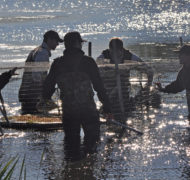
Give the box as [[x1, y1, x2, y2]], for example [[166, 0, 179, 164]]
[[19, 30, 63, 114], [41, 31, 112, 160], [156, 45, 190, 119]]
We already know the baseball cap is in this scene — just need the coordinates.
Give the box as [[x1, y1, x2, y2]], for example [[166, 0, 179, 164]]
[[43, 30, 63, 43], [63, 31, 87, 43]]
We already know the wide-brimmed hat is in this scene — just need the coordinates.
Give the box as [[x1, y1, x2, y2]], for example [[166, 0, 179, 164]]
[[43, 30, 63, 43]]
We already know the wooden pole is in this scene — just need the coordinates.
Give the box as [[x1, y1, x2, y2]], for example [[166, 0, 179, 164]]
[[0, 92, 9, 124], [112, 43, 143, 135], [180, 37, 183, 47], [88, 42, 92, 57], [0, 122, 4, 136]]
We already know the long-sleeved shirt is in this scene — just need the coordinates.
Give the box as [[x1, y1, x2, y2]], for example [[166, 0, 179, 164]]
[[43, 48, 111, 113], [97, 48, 142, 63], [161, 66, 190, 93], [161, 66, 190, 116], [97, 48, 153, 84], [30, 42, 51, 82]]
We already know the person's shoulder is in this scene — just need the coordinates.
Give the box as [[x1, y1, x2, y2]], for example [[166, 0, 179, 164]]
[[82, 55, 96, 65], [34, 46, 49, 60], [102, 49, 109, 54], [36, 46, 48, 55], [51, 56, 64, 67], [102, 49, 109, 57]]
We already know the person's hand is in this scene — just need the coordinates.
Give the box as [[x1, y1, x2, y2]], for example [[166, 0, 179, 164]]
[[154, 82, 163, 91], [36, 98, 58, 113], [10, 67, 18, 75], [104, 113, 114, 120]]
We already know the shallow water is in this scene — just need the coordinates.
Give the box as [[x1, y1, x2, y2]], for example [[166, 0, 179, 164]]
[[1, 89, 190, 179], [0, 0, 190, 179], [0, 0, 190, 64]]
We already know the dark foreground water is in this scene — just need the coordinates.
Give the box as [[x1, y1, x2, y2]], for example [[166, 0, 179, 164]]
[[0, 42, 189, 180], [1, 89, 190, 180]]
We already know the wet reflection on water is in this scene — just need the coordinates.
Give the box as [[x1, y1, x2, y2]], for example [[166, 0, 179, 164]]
[[0, 43, 190, 179]]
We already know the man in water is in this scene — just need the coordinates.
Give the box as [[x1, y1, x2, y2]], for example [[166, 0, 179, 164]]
[[97, 38, 153, 84], [41, 31, 112, 160], [156, 45, 190, 119], [97, 38, 154, 115], [19, 30, 63, 114]]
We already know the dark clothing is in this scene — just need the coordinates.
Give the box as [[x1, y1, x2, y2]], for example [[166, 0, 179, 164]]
[[0, 71, 12, 90], [43, 48, 111, 113], [64, 110, 100, 160], [102, 48, 133, 64], [161, 66, 190, 93], [161, 66, 190, 117], [43, 48, 111, 157]]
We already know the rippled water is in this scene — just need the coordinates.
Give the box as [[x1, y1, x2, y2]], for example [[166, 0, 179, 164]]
[[0, 0, 190, 63], [0, 0, 190, 179]]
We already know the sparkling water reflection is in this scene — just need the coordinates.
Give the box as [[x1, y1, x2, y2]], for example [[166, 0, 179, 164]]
[[0, 0, 190, 179]]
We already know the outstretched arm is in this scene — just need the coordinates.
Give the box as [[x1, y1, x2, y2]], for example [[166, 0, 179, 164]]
[[155, 69, 185, 93]]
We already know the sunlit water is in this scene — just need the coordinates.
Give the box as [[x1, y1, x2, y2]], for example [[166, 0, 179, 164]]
[[0, 0, 190, 179]]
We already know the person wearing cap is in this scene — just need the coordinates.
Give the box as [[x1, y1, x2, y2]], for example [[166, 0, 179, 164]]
[[156, 45, 190, 119], [19, 30, 63, 114], [41, 31, 112, 160]]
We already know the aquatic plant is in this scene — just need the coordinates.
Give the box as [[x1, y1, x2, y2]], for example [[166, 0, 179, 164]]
[[0, 149, 45, 180], [0, 156, 26, 180]]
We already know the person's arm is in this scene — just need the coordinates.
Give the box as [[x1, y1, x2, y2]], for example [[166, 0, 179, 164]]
[[97, 54, 105, 59], [42, 61, 57, 100], [87, 59, 111, 113], [0, 68, 17, 90], [156, 69, 185, 93], [131, 54, 142, 62]]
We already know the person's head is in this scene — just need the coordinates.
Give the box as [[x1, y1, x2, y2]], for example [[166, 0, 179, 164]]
[[43, 30, 63, 50], [109, 38, 124, 59], [63, 31, 86, 49], [179, 45, 190, 67]]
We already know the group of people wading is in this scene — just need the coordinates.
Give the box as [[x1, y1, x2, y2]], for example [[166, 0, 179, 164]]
[[0, 30, 190, 160]]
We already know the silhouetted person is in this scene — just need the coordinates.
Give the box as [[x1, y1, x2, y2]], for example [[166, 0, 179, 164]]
[[98, 38, 142, 63], [156, 45, 190, 119], [41, 31, 112, 161], [19, 30, 63, 114]]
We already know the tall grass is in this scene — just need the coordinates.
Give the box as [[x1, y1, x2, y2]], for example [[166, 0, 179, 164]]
[[0, 148, 45, 180], [0, 156, 25, 180]]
